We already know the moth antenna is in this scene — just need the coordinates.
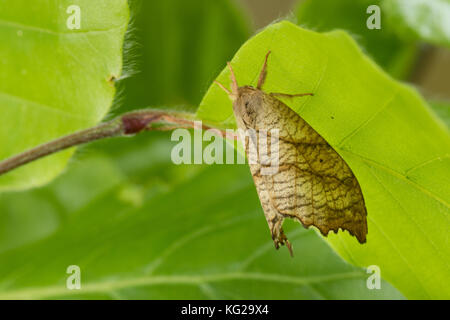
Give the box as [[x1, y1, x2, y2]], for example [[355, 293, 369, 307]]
[[257, 50, 271, 89], [227, 62, 239, 98], [214, 80, 231, 96]]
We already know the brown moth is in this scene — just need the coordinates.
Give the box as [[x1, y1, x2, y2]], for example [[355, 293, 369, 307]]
[[215, 51, 367, 256]]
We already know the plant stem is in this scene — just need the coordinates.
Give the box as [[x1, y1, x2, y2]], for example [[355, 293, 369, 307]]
[[0, 109, 221, 176]]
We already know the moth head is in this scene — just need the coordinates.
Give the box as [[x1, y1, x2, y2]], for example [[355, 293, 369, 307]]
[[233, 86, 260, 128], [214, 62, 261, 128]]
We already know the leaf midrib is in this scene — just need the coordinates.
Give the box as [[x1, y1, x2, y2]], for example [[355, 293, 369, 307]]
[[0, 271, 365, 299], [0, 17, 127, 35], [340, 148, 450, 208]]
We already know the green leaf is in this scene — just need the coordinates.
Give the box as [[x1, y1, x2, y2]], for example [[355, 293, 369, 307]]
[[119, 0, 250, 112], [0, 0, 129, 191], [382, 0, 450, 48], [0, 132, 403, 299], [429, 100, 450, 127], [197, 21, 450, 299], [296, 0, 418, 79]]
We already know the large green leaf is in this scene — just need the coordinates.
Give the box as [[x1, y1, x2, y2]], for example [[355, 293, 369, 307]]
[[0, 0, 129, 191], [197, 21, 450, 299], [296, 0, 418, 79], [430, 100, 450, 127], [0, 132, 403, 299], [382, 0, 450, 48], [118, 0, 250, 112]]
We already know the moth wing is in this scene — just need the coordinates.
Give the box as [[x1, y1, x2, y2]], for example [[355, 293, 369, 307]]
[[269, 138, 368, 243]]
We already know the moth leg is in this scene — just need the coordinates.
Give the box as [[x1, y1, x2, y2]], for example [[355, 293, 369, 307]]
[[276, 229, 293, 257], [257, 51, 271, 89], [272, 224, 294, 257], [286, 238, 293, 257], [270, 92, 314, 98], [267, 212, 294, 257]]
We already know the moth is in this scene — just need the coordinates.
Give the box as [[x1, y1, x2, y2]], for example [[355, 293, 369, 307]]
[[215, 51, 368, 256]]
